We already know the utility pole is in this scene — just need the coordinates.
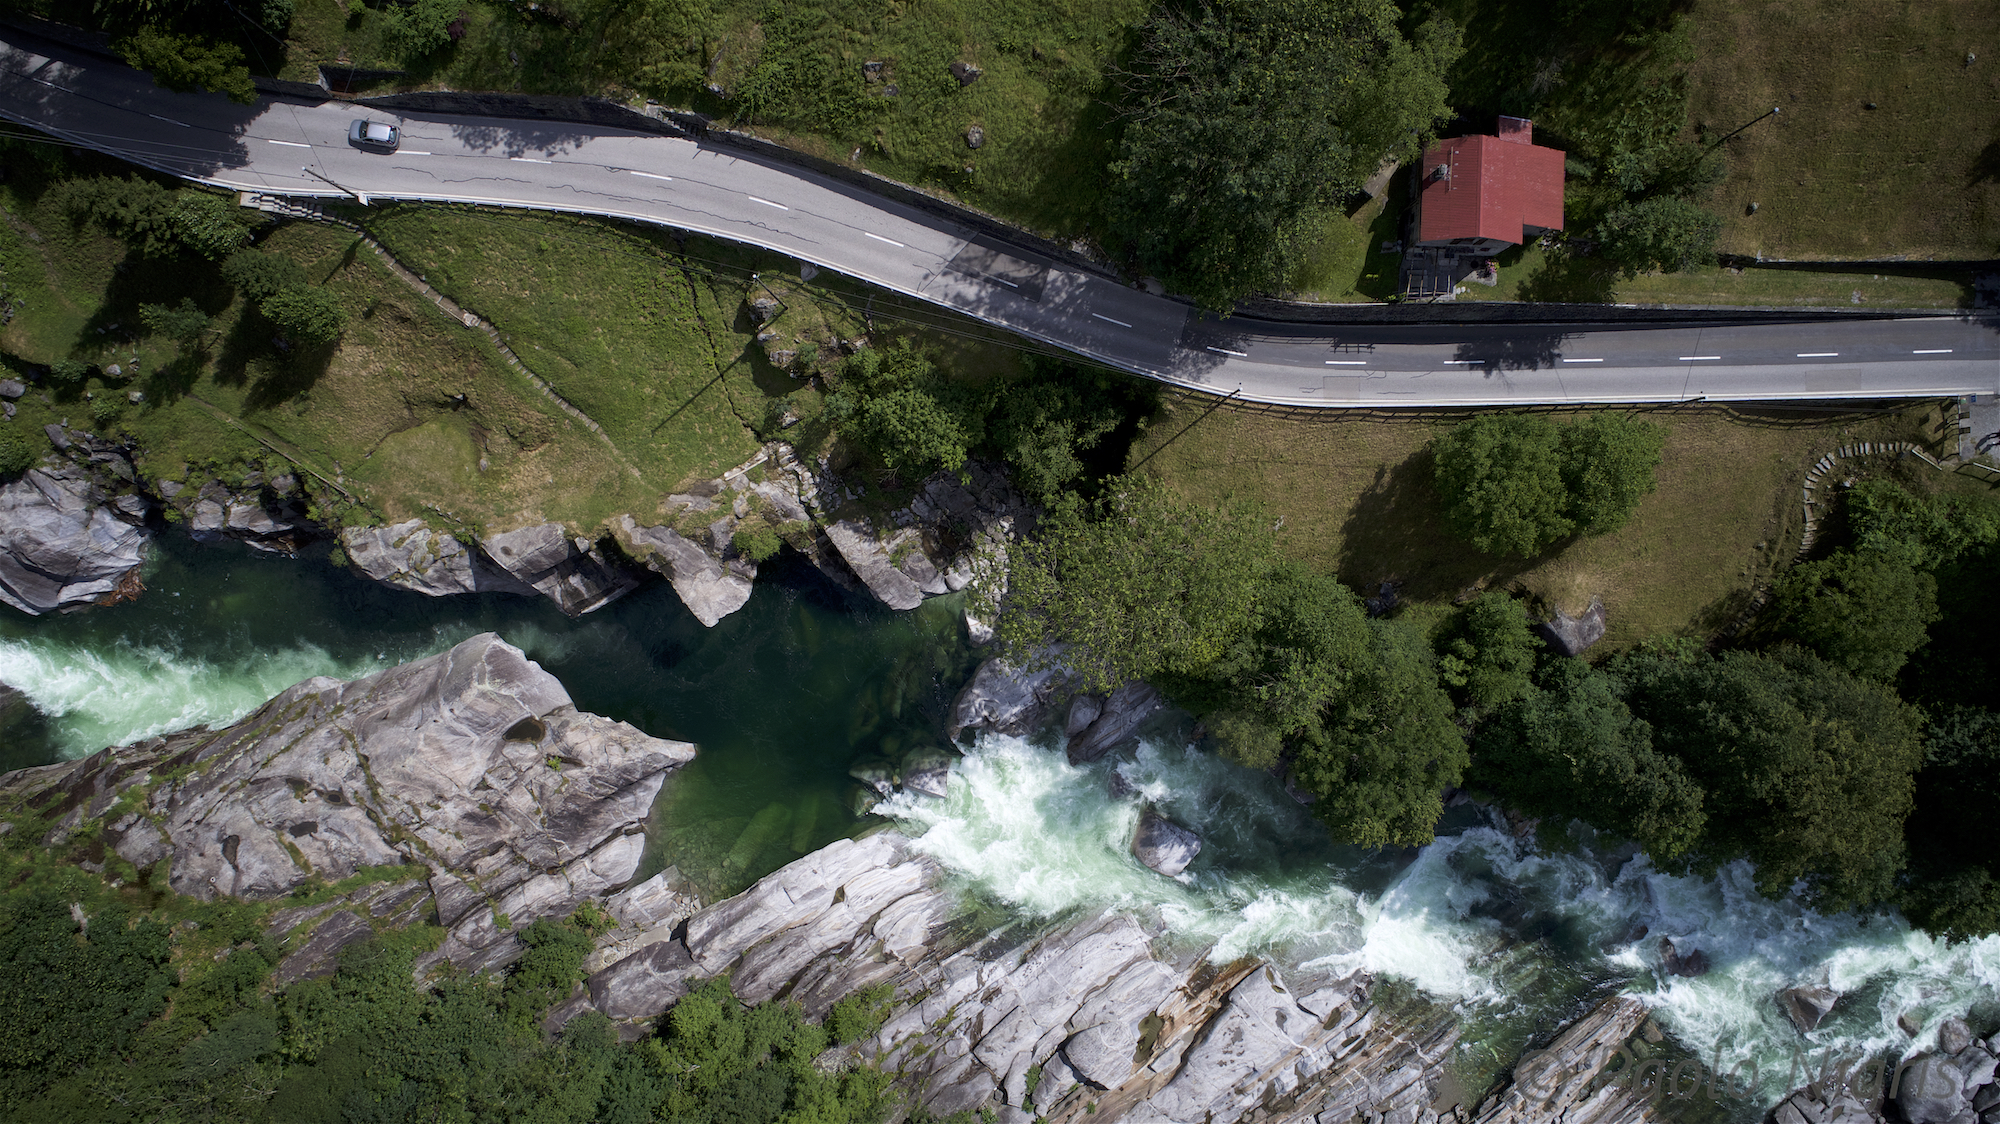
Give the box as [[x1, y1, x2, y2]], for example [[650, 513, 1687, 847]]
[[1705, 107, 1781, 154]]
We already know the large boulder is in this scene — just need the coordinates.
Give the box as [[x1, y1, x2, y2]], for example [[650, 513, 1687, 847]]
[[0, 634, 695, 976], [945, 654, 1071, 740], [341, 519, 534, 598], [1131, 810, 1200, 876], [1066, 682, 1163, 764], [1899, 1054, 1970, 1124], [1537, 596, 1607, 657], [0, 464, 150, 615], [549, 828, 1461, 1124], [1779, 985, 1840, 1034], [616, 516, 753, 627], [480, 523, 642, 615]]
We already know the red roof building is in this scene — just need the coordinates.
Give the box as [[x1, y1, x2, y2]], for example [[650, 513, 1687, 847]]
[[1414, 116, 1565, 255]]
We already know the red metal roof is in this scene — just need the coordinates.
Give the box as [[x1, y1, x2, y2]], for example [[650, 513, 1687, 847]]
[[1417, 128, 1566, 246]]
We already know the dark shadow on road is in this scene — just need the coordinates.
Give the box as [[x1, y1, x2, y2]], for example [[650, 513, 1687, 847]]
[[0, 39, 259, 180], [1451, 330, 1572, 371]]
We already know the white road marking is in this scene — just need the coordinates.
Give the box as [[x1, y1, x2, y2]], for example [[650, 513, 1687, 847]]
[[1325, 360, 1368, 365], [511, 156, 554, 164], [1563, 357, 1604, 363], [629, 171, 672, 181], [1914, 349, 1955, 354], [1206, 346, 1249, 357], [266, 139, 310, 148], [400, 151, 432, 156], [863, 232, 905, 247], [148, 113, 189, 128], [991, 276, 1019, 288], [1680, 355, 1722, 361], [1797, 352, 1839, 358], [1441, 359, 1476, 364], [747, 195, 789, 210], [1091, 313, 1132, 328]]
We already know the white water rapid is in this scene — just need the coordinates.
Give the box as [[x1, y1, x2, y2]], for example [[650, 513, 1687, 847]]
[[881, 733, 2000, 1116]]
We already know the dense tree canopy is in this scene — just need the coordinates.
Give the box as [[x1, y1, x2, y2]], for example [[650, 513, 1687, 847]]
[[1295, 618, 1468, 847], [1763, 552, 1938, 680], [117, 26, 257, 104], [1617, 647, 1922, 910], [260, 286, 348, 348], [1432, 413, 1665, 556], [1472, 658, 1705, 861], [1104, 0, 1458, 310], [1434, 592, 1541, 713], [996, 476, 1276, 691]]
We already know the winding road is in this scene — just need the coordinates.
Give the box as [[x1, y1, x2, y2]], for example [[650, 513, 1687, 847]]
[[2, 30, 1995, 408]]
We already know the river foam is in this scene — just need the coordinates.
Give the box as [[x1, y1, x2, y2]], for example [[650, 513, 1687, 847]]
[[882, 733, 2000, 1114], [0, 634, 443, 759]]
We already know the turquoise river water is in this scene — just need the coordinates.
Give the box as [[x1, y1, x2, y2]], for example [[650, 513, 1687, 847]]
[[2, 532, 1996, 1120]]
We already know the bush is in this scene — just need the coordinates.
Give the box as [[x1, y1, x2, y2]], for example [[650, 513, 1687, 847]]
[[1592, 195, 1722, 278], [223, 249, 309, 301], [117, 26, 257, 105], [260, 287, 348, 347], [731, 524, 783, 563], [140, 297, 211, 344], [0, 429, 38, 478], [48, 360, 92, 385], [1764, 552, 1939, 680]]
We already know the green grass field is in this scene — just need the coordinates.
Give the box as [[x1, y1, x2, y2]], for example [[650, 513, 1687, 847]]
[[1686, 0, 2000, 260], [1128, 397, 1958, 648]]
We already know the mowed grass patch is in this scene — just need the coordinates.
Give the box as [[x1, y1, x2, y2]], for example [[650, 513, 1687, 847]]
[[361, 206, 785, 496], [1686, 0, 2000, 259], [1285, 190, 1406, 304], [1452, 243, 1971, 308], [1129, 397, 1953, 647]]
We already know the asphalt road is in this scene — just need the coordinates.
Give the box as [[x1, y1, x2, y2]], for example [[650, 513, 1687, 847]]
[[2, 33, 1995, 408]]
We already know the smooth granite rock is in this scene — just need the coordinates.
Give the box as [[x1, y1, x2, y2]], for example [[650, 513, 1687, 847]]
[[340, 519, 515, 598], [1130, 811, 1201, 877], [616, 516, 753, 627], [946, 654, 1072, 741], [1780, 985, 1841, 1034], [481, 524, 642, 616], [0, 465, 150, 615], [0, 634, 694, 975], [1066, 682, 1162, 764], [1538, 596, 1608, 658]]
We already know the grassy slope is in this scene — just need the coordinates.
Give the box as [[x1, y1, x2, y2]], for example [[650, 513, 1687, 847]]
[[0, 165, 825, 535], [1130, 398, 1955, 647], [1686, 0, 2000, 260], [1451, 243, 1972, 308]]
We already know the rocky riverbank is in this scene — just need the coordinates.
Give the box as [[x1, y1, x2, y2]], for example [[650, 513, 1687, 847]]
[[0, 636, 1663, 1124], [0, 422, 1026, 629]]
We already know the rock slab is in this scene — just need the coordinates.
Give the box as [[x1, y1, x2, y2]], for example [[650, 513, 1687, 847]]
[[0, 464, 150, 615], [0, 633, 695, 976]]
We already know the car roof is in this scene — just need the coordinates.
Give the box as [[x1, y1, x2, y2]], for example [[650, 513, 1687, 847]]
[[364, 122, 395, 140]]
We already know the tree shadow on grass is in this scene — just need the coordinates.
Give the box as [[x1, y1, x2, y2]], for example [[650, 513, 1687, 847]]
[[1515, 252, 1619, 304], [1970, 137, 2000, 187], [1334, 447, 1550, 601]]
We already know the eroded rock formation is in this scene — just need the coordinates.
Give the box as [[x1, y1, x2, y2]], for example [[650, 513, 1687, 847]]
[[0, 633, 694, 977], [0, 461, 150, 615]]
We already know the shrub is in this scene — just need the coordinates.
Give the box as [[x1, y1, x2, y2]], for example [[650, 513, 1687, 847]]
[[223, 249, 309, 301], [731, 524, 783, 563], [260, 287, 348, 347], [0, 429, 38, 478]]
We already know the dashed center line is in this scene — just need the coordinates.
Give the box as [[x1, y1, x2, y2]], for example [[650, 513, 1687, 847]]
[[629, 170, 672, 181], [1563, 357, 1604, 363], [510, 156, 554, 164], [400, 151, 432, 156], [1441, 359, 1476, 364], [746, 195, 789, 210], [1205, 346, 1249, 357], [991, 277, 1019, 288], [1680, 355, 1722, 361], [1091, 313, 1133, 328], [148, 113, 189, 128], [266, 139, 310, 148], [1797, 352, 1839, 358], [863, 232, 905, 247], [1325, 360, 1368, 366], [1913, 349, 1955, 354]]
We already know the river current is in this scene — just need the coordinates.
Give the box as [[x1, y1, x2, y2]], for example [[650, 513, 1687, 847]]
[[2, 532, 1995, 1119]]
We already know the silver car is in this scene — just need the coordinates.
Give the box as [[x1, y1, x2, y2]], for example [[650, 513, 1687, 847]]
[[347, 119, 399, 152]]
